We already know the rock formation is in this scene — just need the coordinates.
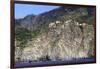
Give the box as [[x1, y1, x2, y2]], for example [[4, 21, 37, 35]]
[[15, 6, 95, 62]]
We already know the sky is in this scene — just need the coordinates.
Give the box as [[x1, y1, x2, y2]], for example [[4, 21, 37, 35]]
[[15, 4, 60, 19]]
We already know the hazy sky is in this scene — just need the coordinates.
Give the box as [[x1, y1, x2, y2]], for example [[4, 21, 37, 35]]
[[15, 4, 60, 19]]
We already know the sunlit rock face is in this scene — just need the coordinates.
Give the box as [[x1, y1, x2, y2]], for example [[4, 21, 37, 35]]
[[16, 20, 94, 62], [15, 6, 95, 62]]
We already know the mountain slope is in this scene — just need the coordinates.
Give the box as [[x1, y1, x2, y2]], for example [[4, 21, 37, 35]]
[[15, 6, 95, 62]]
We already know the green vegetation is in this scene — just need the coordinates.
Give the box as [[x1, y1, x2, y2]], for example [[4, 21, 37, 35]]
[[31, 30, 40, 38], [15, 27, 31, 49], [15, 27, 41, 48], [86, 16, 95, 25], [76, 15, 95, 25], [16, 28, 31, 41]]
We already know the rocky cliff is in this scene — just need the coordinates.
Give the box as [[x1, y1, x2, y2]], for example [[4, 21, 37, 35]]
[[15, 6, 95, 62]]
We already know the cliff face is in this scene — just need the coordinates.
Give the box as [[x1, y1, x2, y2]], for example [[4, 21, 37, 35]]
[[15, 6, 95, 62]]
